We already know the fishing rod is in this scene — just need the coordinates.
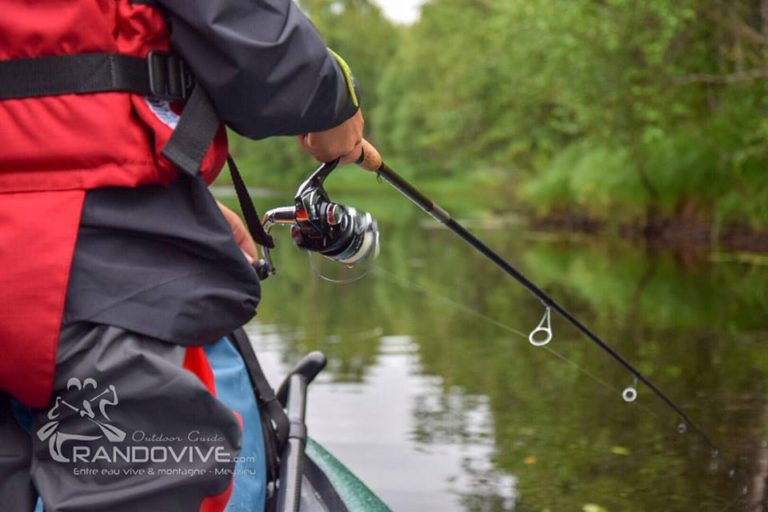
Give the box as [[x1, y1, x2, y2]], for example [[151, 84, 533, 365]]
[[353, 139, 720, 453]]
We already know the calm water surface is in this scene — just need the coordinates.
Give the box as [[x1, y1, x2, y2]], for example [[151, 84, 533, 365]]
[[244, 191, 768, 512]]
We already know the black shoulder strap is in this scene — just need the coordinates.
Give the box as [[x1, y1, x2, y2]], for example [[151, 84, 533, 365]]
[[228, 328, 288, 512], [226, 156, 276, 249], [160, 85, 220, 177], [228, 328, 286, 512], [228, 328, 289, 448]]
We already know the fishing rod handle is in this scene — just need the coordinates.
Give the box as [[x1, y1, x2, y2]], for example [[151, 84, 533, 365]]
[[357, 139, 383, 172]]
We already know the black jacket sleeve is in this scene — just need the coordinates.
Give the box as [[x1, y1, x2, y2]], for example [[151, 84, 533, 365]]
[[156, 0, 359, 140]]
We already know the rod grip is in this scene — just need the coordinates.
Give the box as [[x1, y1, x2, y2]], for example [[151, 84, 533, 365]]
[[357, 139, 383, 172]]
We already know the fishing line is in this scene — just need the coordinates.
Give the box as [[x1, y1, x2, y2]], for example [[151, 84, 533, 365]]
[[370, 265, 751, 495], [370, 266, 726, 450], [716, 485, 749, 512], [353, 148, 722, 455], [307, 251, 374, 284], [372, 265, 643, 406], [307, 256, 635, 394]]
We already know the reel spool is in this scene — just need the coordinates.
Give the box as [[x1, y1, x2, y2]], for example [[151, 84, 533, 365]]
[[259, 160, 379, 277]]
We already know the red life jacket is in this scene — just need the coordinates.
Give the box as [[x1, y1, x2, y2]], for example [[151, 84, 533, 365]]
[[0, 0, 228, 408]]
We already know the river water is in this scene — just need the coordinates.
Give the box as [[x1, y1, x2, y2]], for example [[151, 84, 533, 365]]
[[243, 190, 768, 512]]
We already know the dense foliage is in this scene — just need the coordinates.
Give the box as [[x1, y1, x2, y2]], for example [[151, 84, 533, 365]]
[[231, 0, 768, 232]]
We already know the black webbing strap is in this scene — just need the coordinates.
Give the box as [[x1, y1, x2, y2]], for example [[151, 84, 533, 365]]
[[0, 52, 193, 101], [228, 329, 285, 512], [160, 85, 221, 176], [229, 328, 289, 449], [0, 53, 150, 100], [227, 156, 276, 249]]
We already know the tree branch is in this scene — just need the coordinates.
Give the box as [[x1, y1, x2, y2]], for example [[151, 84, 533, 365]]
[[733, 22, 768, 47], [674, 68, 768, 85]]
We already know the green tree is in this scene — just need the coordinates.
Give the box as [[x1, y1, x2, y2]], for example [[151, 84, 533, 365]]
[[374, 0, 768, 232]]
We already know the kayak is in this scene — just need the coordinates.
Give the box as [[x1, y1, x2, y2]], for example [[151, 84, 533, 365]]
[[300, 438, 390, 511]]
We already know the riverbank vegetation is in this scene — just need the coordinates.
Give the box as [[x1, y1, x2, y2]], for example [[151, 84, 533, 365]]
[[229, 0, 768, 245]]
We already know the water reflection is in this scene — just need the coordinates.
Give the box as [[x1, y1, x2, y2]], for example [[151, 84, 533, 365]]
[[248, 325, 517, 511], [246, 201, 768, 511]]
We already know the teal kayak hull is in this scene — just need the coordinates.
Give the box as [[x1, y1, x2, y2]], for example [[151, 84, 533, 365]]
[[301, 438, 390, 512]]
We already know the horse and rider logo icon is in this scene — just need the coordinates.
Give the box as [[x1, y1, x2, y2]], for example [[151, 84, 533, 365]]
[[37, 377, 127, 463]]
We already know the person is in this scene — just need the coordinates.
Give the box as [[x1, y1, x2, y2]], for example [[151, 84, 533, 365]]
[[0, 1, 364, 510]]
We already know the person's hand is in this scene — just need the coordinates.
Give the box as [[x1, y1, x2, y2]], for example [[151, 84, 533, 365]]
[[298, 109, 364, 165], [217, 201, 258, 263]]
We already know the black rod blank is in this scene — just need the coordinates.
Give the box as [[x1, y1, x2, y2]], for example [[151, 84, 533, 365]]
[[373, 160, 718, 452]]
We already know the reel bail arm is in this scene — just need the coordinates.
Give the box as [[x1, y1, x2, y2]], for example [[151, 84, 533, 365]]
[[257, 159, 379, 277]]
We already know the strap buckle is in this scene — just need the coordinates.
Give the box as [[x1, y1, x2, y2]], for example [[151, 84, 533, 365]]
[[147, 51, 194, 101]]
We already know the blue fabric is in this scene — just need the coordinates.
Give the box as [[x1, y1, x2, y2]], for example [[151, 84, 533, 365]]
[[11, 398, 33, 433], [205, 337, 268, 512], [12, 401, 40, 511]]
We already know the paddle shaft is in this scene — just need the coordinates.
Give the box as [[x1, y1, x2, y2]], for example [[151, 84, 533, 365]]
[[276, 374, 307, 512], [356, 140, 719, 452], [275, 352, 327, 512]]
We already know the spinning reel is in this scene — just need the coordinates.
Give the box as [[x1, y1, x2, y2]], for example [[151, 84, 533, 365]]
[[258, 160, 379, 277]]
